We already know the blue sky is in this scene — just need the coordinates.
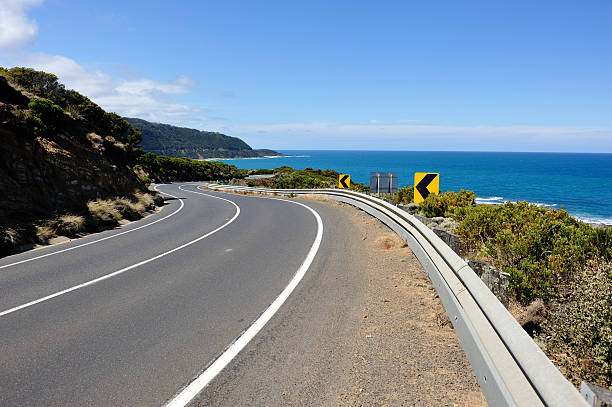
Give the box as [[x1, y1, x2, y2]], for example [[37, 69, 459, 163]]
[[1, 0, 611, 152]]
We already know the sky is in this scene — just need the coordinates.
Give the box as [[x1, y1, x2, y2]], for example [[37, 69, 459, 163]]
[[0, 0, 611, 152]]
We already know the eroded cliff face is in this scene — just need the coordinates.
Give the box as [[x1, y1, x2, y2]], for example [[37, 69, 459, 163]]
[[0, 77, 146, 223]]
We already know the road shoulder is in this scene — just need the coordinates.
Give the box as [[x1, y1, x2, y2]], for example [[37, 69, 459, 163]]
[[195, 196, 486, 406]]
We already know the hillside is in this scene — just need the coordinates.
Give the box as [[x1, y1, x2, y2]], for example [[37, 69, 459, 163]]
[[0, 67, 244, 256], [0, 69, 149, 221], [124, 117, 283, 159]]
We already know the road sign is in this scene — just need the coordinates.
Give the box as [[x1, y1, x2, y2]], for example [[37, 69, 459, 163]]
[[414, 172, 439, 203], [370, 172, 398, 194], [339, 174, 350, 189]]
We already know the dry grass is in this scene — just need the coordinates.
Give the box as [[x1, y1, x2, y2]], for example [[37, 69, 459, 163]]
[[86, 132, 104, 150], [35, 225, 55, 242], [0, 227, 24, 256], [87, 193, 160, 226], [376, 235, 397, 250], [87, 199, 122, 225], [1, 227, 21, 246], [134, 192, 156, 210], [53, 215, 85, 236]]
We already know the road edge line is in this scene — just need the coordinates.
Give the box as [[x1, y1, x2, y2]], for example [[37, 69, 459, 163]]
[[0, 188, 240, 318], [164, 187, 324, 407]]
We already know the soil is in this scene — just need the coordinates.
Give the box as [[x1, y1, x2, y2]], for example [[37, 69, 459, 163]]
[[333, 203, 487, 406]]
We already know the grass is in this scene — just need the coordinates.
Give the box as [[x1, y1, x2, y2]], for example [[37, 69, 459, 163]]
[[0, 192, 163, 257]]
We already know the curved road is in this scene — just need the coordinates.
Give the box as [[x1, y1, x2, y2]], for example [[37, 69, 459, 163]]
[[0, 183, 366, 406]]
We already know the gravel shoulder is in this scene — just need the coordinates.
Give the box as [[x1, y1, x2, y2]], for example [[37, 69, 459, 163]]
[[335, 201, 487, 406], [196, 196, 486, 406]]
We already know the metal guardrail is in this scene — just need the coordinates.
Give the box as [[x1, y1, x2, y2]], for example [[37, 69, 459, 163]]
[[205, 183, 589, 407]]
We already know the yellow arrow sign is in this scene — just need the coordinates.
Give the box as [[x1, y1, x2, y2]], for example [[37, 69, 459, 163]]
[[339, 174, 350, 189], [414, 173, 439, 203]]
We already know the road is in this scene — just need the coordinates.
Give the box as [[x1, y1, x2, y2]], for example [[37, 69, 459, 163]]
[[0, 183, 368, 406]]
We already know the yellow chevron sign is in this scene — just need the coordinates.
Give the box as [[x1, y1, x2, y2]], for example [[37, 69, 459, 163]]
[[338, 174, 350, 189], [414, 173, 439, 203]]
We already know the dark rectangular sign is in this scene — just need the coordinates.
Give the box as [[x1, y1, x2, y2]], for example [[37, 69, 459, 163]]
[[370, 172, 399, 194]]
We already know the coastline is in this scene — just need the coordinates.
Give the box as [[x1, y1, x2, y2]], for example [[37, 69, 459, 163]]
[[202, 155, 288, 161]]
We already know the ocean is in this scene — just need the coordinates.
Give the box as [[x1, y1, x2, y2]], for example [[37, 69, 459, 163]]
[[218, 151, 612, 224]]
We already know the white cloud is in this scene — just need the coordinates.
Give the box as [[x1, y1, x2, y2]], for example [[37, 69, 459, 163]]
[[0, 0, 43, 48], [0, 1, 210, 126], [4, 51, 208, 125], [224, 122, 612, 152]]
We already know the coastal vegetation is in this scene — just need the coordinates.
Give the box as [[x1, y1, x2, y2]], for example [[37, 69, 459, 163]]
[[395, 185, 612, 387], [240, 166, 369, 192], [135, 152, 246, 183]]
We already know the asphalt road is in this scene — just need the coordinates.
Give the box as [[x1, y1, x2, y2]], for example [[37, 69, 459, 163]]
[[0, 183, 368, 406]]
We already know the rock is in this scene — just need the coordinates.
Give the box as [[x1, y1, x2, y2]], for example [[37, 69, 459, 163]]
[[398, 203, 419, 214], [438, 218, 459, 233], [467, 259, 511, 308], [433, 228, 461, 254], [413, 214, 428, 225], [515, 299, 546, 335]]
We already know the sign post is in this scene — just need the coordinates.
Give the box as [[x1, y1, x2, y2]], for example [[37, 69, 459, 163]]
[[414, 172, 439, 203], [338, 174, 350, 189], [369, 172, 398, 195]]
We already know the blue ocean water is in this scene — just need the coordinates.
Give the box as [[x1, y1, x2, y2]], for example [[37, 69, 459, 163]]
[[219, 151, 612, 224]]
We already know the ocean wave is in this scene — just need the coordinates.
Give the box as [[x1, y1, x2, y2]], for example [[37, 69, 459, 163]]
[[575, 216, 612, 225], [475, 196, 504, 203], [476, 196, 561, 208], [476, 197, 611, 224]]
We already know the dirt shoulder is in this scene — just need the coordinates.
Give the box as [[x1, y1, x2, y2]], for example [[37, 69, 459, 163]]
[[331, 200, 486, 406]]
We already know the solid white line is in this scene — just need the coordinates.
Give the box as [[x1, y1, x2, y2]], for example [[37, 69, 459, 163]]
[[165, 185, 323, 407], [0, 188, 240, 318], [0, 185, 184, 270]]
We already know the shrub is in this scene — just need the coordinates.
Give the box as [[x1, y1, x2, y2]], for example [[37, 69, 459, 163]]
[[274, 174, 328, 189], [393, 185, 414, 205], [543, 259, 612, 387], [1, 67, 142, 152], [350, 182, 370, 193], [87, 199, 123, 227], [0, 227, 22, 255], [420, 193, 448, 217], [136, 152, 246, 182], [35, 225, 55, 242], [418, 189, 476, 218], [455, 201, 598, 302], [53, 215, 85, 236], [28, 97, 66, 135]]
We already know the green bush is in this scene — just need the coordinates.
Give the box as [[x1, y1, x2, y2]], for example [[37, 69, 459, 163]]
[[420, 193, 448, 217], [455, 201, 602, 303], [2, 67, 142, 152], [136, 152, 246, 182], [418, 189, 476, 218], [27, 98, 66, 135], [274, 174, 328, 189], [393, 185, 414, 205]]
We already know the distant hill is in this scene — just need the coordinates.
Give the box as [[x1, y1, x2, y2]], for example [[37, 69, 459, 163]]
[[124, 117, 283, 159]]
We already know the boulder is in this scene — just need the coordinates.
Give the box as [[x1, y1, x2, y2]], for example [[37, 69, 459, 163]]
[[467, 259, 511, 308]]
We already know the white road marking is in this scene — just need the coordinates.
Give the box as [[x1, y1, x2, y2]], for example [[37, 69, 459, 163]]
[[0, 188, 240, 318], [165, 184, 323, 407], [0, 185, 183, 270]]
